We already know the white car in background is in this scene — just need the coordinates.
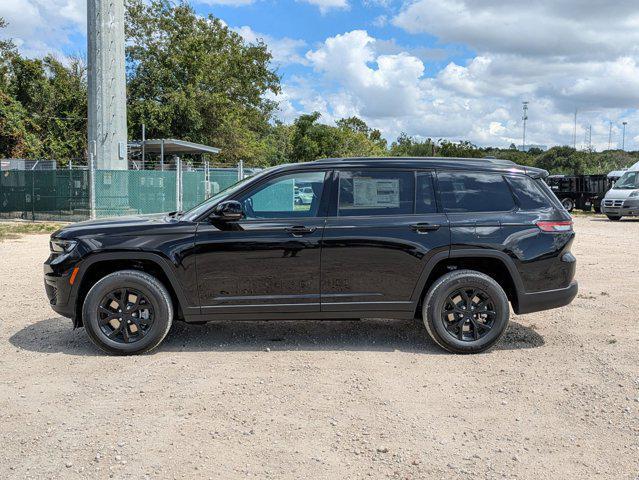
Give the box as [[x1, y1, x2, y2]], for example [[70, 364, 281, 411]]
[[601, 161, 639, 221], [294, 186, 314, 205]]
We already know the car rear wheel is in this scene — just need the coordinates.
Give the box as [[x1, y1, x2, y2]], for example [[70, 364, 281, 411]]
[[422, 270, 510, 354], [606, 215, 622, 221], [82, 270, 173, 355]]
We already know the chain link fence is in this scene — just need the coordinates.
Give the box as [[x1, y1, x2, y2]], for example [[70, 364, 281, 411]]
[[0, 166, 250, 221]]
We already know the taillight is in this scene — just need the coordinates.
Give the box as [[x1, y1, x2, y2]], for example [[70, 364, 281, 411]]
[[536, 220, 573, 232]]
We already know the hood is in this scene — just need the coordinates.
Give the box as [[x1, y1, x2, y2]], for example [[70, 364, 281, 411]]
[[52, 213, 192, 240], [604, 188, 638, 200]]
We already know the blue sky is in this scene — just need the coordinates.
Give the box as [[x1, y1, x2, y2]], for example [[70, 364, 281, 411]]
[[2, 0, 639, 150]]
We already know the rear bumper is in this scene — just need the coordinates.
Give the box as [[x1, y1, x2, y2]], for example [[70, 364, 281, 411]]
[[515, 281, 578, 315]]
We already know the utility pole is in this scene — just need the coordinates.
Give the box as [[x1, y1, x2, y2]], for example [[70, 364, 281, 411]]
[[521, 101, 529, 152], [572, 109, 577, 149], [87, 0, 128, 170], [608, 121, 613, 150], [588, 125, 592, 152], [622, 121, 628, 151]]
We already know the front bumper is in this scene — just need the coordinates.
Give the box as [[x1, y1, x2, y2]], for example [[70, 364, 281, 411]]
[[601, 199, 639, 216], [515, 281, 578, 315], [44, 271, 76, 319]]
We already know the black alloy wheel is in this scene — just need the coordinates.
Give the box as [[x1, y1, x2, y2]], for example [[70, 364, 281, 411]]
[[441, 287, 496, 342], [82, 270, 173, 355], [422, 270, 510, 353], [97, 287, 155, 344]]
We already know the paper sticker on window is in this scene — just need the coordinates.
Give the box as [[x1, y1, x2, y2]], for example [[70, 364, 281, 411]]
[[353, 178, 400, 207]]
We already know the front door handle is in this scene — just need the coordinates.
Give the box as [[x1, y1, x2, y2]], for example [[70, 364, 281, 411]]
[[410, 222, 440, 233], [285, 225, 317, 236]]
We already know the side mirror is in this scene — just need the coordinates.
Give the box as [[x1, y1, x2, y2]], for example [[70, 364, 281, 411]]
[[212, 200, 244, 221]]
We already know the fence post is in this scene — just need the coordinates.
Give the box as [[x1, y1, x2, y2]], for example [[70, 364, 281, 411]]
[[204, 160, 210, 198], [89, 140, 97, 219], [237, 159, 244, 181], [176, 156, 182, 212]]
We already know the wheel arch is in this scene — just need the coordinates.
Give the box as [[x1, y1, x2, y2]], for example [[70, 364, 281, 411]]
[[73, 252, 191, 327], [412, 250, 524, 317]]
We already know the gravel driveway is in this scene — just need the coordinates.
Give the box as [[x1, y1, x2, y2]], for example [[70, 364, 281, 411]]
[[0, 215, 637, 479]]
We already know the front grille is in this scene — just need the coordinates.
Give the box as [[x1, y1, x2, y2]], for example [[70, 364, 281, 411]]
[[604, 199, 624, 207]]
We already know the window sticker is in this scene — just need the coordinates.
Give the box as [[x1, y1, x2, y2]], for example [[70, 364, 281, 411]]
[[353, 178, 400, 208]]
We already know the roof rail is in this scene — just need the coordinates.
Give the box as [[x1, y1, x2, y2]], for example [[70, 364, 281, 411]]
[[314, 156, 517, 166]]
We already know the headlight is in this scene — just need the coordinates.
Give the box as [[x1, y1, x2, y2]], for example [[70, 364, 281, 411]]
[[50, 238, 77, 253], [629, 191, 639, 198]]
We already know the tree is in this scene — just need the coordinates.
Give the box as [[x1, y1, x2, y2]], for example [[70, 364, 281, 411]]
[[390, 133, 435, 157], [125, 0, 280, 164]]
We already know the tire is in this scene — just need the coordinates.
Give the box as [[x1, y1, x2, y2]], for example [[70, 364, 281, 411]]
[[561, 197, 574, 212], [82, 270, 173, 355], [422, 270, 510, 354], [606, 215, 622, 221]]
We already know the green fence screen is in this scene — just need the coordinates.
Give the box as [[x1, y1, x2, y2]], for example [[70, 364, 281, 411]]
[[0, 168, 244, 221]]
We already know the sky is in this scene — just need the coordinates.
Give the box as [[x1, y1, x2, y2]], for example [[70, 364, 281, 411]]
[[2, 0, 639, 150]]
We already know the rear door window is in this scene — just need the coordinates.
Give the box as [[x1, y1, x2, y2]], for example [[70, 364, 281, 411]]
[[338, 170, 414, 216], [437, 171, 516, 213], [505, 175, 552, 210]]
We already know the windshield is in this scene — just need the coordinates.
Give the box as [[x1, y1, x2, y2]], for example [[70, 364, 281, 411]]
[[613, 171, 639, 190], [182, 167, 275, 221]]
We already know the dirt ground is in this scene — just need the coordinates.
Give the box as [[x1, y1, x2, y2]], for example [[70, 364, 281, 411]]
[[0, 215, 637, 480]]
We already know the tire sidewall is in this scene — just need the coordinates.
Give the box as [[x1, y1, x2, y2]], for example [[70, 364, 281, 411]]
[[424, 272, 509, 353], [83, 271, 172, 355]]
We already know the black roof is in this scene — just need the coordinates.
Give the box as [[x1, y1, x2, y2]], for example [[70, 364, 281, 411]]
[[297, 157, 548, 178]]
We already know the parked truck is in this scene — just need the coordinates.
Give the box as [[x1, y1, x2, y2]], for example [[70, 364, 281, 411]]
[[545, 174, 613, 212]]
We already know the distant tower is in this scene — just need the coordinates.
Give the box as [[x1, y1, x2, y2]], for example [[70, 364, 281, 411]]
[[521, 101, 529, 152], [622, 121, 628, 151], [87, 0, 128, 170]]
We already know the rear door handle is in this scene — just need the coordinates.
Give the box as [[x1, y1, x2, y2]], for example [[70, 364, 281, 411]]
[[285, 225, 317, 236], [410, 222, 440, 233]]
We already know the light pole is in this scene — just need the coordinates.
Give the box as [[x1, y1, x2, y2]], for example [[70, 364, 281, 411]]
[[622, 121, 628, 151], [522, 101, 529, 152]]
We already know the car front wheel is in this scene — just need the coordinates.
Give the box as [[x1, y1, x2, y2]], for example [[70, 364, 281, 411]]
[[422, 270, 510, 354], [606, 215, 622, 221], [82, 270, 173, 355]]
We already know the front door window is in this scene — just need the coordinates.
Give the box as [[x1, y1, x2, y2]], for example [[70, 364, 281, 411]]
[[238, 171, 327, 219]]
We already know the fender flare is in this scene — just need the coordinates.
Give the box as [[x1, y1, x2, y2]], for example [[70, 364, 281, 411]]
[[73, 251, 195, 320], [410, 248, 525, 307]]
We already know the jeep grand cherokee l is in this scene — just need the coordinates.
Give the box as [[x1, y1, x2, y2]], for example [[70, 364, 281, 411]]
[[44, 157, 577, 355]]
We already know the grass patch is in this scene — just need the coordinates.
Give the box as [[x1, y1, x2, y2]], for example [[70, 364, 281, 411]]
[[0, 222, 63, 242]]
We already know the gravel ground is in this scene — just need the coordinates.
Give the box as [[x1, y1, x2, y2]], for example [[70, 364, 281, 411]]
[[0, 215, 637, 479]]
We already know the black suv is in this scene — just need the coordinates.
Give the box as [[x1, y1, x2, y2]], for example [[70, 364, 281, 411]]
[[44, 157, 577, 355]]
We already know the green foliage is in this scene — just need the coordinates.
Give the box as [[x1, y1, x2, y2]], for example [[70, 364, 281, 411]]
[[289, 112, 387, 162], [125, 0, 280, 164]]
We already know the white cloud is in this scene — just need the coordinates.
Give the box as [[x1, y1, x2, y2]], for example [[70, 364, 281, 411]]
[[275, 27, 639, 150], [393, 0, 639, 61], [233, 26, 307, 66], [0, 0, 86, 58], [298, 0, 349, 14]]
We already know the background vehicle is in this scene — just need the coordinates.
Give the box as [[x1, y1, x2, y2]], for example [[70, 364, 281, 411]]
[[601, 161, 639, 221], [44, 157, 577, 355], [294, 186, 315, 205], [545, 174, 612, 212]]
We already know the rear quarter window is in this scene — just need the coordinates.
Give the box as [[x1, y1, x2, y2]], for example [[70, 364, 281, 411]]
[[437, 171, 516, 213], [505, 175, 553, 210]]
